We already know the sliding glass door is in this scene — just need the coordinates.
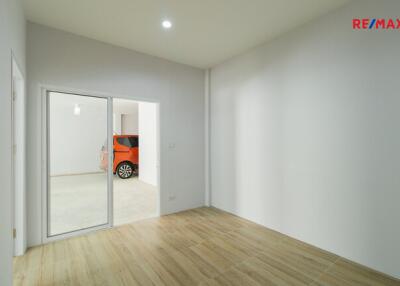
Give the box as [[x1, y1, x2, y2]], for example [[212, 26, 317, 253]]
[[47, 92, 111, 237]]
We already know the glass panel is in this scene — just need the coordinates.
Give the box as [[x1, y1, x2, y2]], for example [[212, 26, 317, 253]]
[[48, 92, 108, 236]]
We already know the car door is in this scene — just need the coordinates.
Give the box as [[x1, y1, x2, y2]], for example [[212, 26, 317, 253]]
[[113, 137, 129, 166]]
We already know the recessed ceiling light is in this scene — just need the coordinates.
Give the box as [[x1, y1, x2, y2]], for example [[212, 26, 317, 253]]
[[162, 20, 172, 29]]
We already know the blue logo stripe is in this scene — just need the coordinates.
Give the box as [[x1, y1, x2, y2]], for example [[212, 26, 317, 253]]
[[369, 19, 376, 29]]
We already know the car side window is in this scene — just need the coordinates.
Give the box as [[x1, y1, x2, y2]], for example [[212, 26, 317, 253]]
[[129, 137, 139, 147], [117, 137, 131, 147]]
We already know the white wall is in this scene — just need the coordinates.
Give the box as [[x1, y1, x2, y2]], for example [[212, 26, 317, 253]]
[[26, 23, 205, 246], [122, 113, 138, 135], [0, 0, 25, 284], [211, 0, 400, 279], [113, 113, 122, 134], [49, 92, 107, 175], [114, 99, 139, 135], [139, 102, 158, 186]]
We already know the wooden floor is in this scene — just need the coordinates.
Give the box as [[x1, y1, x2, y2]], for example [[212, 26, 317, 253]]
[[14, 207, 399, 286]]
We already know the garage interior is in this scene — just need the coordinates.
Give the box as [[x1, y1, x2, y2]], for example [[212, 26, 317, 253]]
[[48, 93, 158, 236], [112, 98, 158, 226]]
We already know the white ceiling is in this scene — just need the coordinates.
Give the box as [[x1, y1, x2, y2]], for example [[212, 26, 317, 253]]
[[24, 0, 350, 68]]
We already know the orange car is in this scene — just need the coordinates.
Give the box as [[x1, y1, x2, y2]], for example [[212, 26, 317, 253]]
[[100, 135, 139, 179]]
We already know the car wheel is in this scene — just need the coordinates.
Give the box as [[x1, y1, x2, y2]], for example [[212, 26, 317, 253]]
[[117, 162, 134, 179]]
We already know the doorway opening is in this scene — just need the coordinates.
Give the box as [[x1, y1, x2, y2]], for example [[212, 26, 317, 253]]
[[43, 89, 160, 242], [112, 98, 159, 226]]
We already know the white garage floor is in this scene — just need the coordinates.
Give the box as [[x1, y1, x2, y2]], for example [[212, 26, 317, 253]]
[[113, 175, 158, 226], [49, 173, 157, 236]]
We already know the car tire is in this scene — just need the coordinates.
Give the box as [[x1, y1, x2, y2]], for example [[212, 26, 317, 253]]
[[117, 162, 134, 179]]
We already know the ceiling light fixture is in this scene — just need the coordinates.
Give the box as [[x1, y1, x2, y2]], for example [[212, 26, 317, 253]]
[[74, 104, 81, 115], [162, 20, 172, 29]]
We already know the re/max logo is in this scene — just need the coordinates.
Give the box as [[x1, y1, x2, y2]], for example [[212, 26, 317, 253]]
[[353, 18, 400, 30]]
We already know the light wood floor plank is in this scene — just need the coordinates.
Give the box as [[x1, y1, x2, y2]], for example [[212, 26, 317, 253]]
[[13, 207, 400, 286]]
